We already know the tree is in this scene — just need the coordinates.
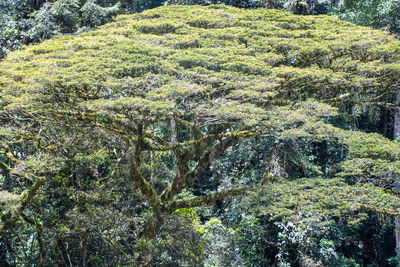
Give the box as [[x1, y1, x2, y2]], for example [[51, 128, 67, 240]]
[[1, 4, 400, 265], [330, 0, 400, 36], [0, 0, 121, 59]]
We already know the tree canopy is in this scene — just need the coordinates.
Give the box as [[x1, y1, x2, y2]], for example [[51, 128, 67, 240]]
[[1, 4, 400, 266]]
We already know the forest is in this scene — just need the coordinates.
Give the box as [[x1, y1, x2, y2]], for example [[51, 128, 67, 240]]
[[1, 0, 400, 266]]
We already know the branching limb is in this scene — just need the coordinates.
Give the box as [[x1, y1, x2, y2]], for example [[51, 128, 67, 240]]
[[166, 170, 273, 213], [166, 185, 256, 212], [161, 125, 239, 201], [129, 124, 161, 212], [160, 136, 239, 201], [160, 118, 190, 201], [1, 177, 45, 234], [185, 136, 239, 188], [130, 162, 161, 210], [0, 161, 11, 172]]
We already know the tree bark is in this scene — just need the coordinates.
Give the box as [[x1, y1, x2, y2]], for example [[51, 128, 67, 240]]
[[79, 230, 88, 267], [144, 214, 163, 239], [394, 92, 400, 264], [395, 93, 400, 141], [395, 217, 400, 265]]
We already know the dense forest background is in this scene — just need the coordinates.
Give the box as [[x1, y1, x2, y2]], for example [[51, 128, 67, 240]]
[[1, 1, 400, 267]]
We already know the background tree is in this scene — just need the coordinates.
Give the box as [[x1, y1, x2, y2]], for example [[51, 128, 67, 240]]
[[0, 0, 122, 58]]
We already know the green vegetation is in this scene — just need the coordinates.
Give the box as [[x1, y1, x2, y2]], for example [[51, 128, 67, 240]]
[[1, 4, 400, 266], [1, 0, 399, 59]]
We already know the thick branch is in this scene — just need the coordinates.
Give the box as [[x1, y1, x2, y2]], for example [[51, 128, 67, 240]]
[[185, 136, 239, 187], [129, 124, 161, 211], [160, 162, 189, 202], [130, 160, 161, 209], [0, 161, 11, 172], [166, 185, 256, 212], [160, 118, 190, 201], [1, 177, 44, 234], [160, 136, 238, 201], [160, 124, 231, 201], [21, 214, 46, 266]]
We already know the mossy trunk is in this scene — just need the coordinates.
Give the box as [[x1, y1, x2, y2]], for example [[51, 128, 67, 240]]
[[143, 214, 163, 239]]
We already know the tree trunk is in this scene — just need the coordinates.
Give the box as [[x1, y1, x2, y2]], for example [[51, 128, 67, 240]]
[[395, 93, 400, 141], [144, 214, 163, 240], [35, 219, 45, 267], [393, 92, 400, 265], [79, 230, 88, 267], [395, 217, 400, 265]]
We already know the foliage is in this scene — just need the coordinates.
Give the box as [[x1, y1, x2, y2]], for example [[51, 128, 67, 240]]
[[0, 0, 32, 57], [28, 0, 81, 41], [80, 0, 121, 28], [0, 0, 121, 58], [247, 178, 400, 223], [164, 0, 265, 8], [201, 217, 247, 266], [2, 0, 400, 60], [163, 0, 400, 35], [331, 0, 400, 35]]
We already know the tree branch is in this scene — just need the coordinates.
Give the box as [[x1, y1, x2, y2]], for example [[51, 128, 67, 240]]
[[160, 134, 238, 201], [159, 124, 239, 201], [160, 118, 190, 201], [1, 177, 44, 234], [129, 124, 161, 211], [0, 161, 11, 172], [130, 161, 161, 210], [185, 136, 239, 188], [166, 185, 256, 212]]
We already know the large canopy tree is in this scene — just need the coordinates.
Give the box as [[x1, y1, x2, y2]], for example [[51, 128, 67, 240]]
[[1, 4, 400, 265]]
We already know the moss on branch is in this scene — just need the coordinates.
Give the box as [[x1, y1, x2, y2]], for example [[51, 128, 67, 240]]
[[1, 177, 45, 234], [167, 185, 255, 212]]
